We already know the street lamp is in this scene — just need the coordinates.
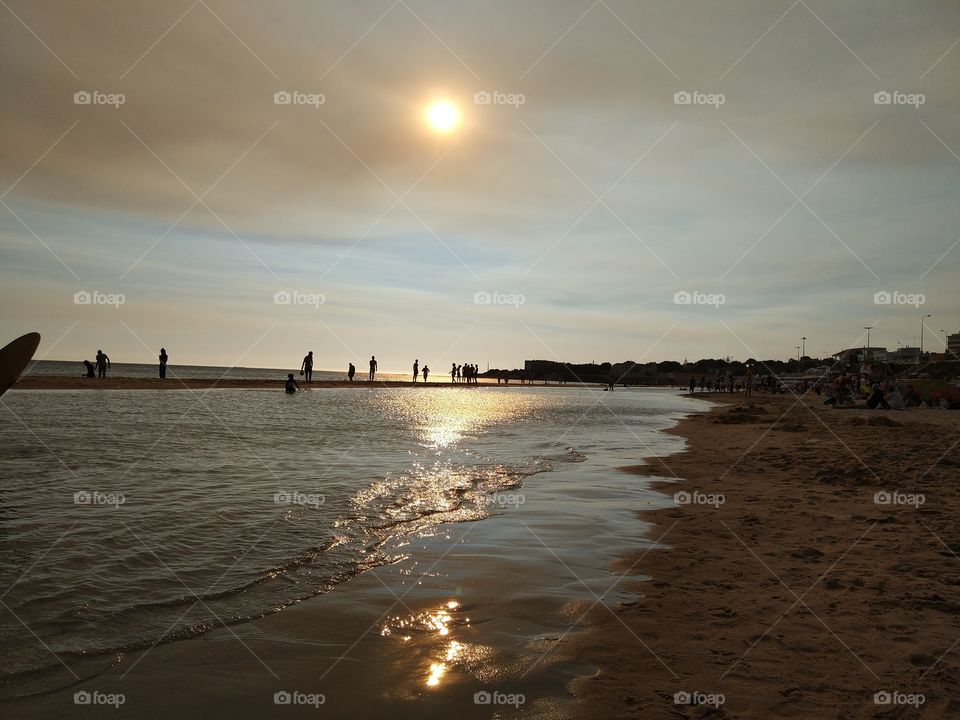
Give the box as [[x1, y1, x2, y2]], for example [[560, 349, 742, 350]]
[[801, 336, 807, 358], [863, 326, 873, 359], [795, 346, 801, 361], [920, 314, 932, 355]]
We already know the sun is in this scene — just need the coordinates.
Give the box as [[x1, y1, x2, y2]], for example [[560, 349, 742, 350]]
[[425, 100, 460, 133]]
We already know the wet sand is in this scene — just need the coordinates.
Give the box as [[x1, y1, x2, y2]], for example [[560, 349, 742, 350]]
[[571, 392, 960, 718]]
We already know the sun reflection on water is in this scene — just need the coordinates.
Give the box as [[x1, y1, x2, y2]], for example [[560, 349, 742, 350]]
[[381, 599, 477, 688], [381, 390, 543, 450]]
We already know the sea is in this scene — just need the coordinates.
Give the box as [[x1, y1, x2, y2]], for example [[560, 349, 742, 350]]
[[0, 380, 708, 716]]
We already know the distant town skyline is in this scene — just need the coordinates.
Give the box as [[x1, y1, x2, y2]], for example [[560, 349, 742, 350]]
[[2, 1, 959, 371]]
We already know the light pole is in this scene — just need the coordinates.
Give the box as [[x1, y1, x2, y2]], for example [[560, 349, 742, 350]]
[[795, 346, 801, 361], [801, 336, 807, 358], [864, 326, 873, 360], [920, 314, 932, 356]]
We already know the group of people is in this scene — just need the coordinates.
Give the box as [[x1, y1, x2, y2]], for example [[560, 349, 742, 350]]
[[687, 370, 754, 396], [450, 363, 480, 383], [82, 348, 169, 379], [822, 373, 942, 410], [82, 349, 113, 378]]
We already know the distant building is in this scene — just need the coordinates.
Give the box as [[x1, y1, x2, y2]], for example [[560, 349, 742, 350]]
[[889, 346, 921, 364], [832, 347, 887, 363], [948, 333, 960, 362]]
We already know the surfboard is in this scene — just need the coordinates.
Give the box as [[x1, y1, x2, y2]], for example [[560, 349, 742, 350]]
[[0, 332, 41, 397]]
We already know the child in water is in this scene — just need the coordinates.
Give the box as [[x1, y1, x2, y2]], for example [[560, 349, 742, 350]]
[[285, 373, 300, 394]]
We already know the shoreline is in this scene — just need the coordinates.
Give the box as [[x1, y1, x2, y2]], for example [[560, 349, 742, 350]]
[[11, 376, 686, 391], [12, 376, 536, 390], [570, 393, 960, 718]]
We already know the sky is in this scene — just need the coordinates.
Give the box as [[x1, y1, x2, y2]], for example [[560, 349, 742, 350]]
[[1, 0, 959, 373]]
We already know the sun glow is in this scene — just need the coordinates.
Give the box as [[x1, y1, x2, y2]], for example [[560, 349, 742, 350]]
[[425, 100, 460, 133]]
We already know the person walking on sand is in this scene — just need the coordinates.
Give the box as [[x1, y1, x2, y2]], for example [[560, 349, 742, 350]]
[[413, 359, 419, 383], [348, 362, 355, 382], [689, 376, 696, 394], [745, 368, 754, 398], [285, 373, 300, 394], [368, 355, 377, 381], [301, 351, 314, 383], [422, 365, 429, 382], [95, 349, 110, 379], [450, 363, 457, 383], [158, 347, 168, 379]]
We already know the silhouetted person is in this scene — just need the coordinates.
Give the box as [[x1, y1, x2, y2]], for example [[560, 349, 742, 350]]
[[450, 363, 456, 383], [368, 355, 377, 381], [413, 359, 419, 383], [83, 359, 95, 378], [689, 376, 696, 394], [348, 362, 356, 381], [159, 347, 168, 379], [422, 365, 429, 382], [285, 373, 300, 394], [95, 349, 110, 379], [456, 364, 462, 382], [301, 351, 314, 383]]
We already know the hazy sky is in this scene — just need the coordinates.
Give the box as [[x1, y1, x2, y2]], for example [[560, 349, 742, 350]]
[[2, 0, 958, 372]]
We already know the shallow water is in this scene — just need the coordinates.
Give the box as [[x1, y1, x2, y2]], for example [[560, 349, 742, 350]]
[[0, 385, 706, 706]]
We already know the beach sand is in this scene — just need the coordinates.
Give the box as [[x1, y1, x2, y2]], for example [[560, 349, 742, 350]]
[[569, 393, 960, 718]]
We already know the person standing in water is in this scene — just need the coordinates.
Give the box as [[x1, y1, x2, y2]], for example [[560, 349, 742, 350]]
[[95, 349, 110, 379], [301, 351, 314, 383], [159, 347, 168, 379], [413, 359, 419, 383], [368, 355, 377, 381], [285, 373, 300, 394], [348, 362, 356, 382], [422, 365, 429, 382]]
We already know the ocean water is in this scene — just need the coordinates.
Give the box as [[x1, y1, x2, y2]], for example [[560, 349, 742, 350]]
[[0, 385, 706, 703]]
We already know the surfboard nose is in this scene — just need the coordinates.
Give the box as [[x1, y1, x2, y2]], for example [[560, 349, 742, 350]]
[[0, 331, 42, 397]]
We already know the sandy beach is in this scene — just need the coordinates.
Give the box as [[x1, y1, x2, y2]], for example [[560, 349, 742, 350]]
[[570, 392, 960, 718]]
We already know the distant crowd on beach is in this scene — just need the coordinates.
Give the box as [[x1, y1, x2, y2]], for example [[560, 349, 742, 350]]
[[284, 351, 484, 393], [81, 347, 490, 393]]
